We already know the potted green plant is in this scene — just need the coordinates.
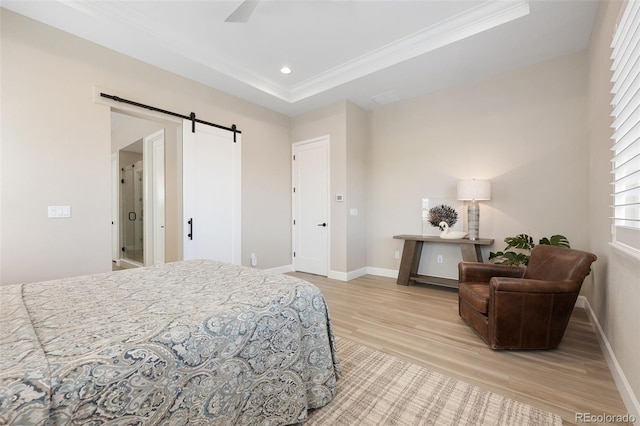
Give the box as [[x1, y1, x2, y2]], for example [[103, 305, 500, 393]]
[[489, 234, 570, 266]]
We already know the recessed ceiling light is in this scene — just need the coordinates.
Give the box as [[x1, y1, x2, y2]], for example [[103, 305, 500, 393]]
[[280, 66, 292, 75]]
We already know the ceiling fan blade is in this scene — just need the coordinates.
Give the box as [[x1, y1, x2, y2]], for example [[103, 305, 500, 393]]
[[225, 0, 259, 23]]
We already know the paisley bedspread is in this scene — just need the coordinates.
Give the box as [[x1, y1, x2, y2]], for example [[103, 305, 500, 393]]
[[0, 260, 341, 425]]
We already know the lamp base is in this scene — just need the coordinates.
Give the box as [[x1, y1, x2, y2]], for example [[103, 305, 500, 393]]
[[467, 202, 480, 240]]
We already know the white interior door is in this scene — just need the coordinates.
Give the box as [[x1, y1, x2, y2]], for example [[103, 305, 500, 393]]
[[111, 153, 119, 262], [183, 121, 241, 264], [293, 137, 329, 275], [143, 129, 165, 265]]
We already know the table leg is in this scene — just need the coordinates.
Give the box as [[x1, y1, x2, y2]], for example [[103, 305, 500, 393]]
[[460, 243, 483, 262], [397, 240, 423, 285]]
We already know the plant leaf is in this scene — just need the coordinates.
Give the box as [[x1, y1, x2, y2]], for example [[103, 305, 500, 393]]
[[489, 251, 502, 260], [490, 250, 529, 266], [539, 235, 570, 248], [504, 234, 534, 250]]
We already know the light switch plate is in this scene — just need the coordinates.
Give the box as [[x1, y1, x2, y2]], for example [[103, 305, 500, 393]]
[[48, 205, 71, 218]]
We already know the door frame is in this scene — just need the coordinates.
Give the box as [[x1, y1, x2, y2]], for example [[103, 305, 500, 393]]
[[110, 110, 171, 268], [143, 129, 165, 265], [111, 153, 120, 263], [292, 135, 331, 275]]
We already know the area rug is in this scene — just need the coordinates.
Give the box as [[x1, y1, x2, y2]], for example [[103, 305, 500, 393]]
[[306, 338, 562, 426]]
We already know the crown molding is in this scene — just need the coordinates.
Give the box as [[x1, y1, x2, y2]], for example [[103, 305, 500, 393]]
[[288, 0, 530, 102], [61, 0, 294, 102], [34, 0, 529, 105]]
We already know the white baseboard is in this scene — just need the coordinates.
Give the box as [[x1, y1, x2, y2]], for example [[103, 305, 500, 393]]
[[330, 266, 398, 281], [262, 264, 293, 275], [365, 266, 399, 279], [577, 295, 640, 423], [327, 270, 343, 281], [328, 269, 366, 281], [330, 266, 399, 281], [347, 267, 368, 281], [273, 262, 399, 282], [328, 270, 348, 281], [285, 265, 398, 282]]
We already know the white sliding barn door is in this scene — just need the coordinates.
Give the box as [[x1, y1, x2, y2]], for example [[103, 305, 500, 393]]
[[183, 121, 241, 264]]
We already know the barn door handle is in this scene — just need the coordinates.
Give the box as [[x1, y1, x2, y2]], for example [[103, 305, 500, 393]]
[[317, 222, 327, 227], [187, 218, 193, 240]]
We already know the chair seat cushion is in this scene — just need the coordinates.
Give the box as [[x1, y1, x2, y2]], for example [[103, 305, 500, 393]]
[[458, 283, 490, 314]]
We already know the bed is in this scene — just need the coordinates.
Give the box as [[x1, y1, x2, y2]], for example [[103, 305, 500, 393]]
[[0, 260, 341, 425]]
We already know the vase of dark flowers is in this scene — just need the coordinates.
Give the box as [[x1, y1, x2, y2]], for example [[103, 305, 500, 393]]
[[428, 204, 458, 230]]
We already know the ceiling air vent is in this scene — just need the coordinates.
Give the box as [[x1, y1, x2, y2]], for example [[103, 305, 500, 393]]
[[371, 90, 401, 106]]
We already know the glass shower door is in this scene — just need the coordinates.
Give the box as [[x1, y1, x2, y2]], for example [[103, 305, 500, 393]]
[[121, 161, 144, 264]]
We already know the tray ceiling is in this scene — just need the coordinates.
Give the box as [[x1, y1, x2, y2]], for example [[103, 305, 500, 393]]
[[1, 0, 599, 116]]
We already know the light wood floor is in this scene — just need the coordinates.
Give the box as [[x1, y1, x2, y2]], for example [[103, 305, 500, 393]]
[[289, 272, 632, 426]]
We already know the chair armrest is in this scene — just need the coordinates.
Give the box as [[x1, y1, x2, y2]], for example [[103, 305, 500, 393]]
[[458, 262, 525, 283], [487, 277, 581, 349], [490, 277, 580, 294]]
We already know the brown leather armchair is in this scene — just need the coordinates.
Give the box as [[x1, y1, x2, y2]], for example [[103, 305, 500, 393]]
[[458, 244, 597, 350]]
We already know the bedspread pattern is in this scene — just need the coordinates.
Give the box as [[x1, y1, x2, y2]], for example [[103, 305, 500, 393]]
[[0, 260, 341, 425]]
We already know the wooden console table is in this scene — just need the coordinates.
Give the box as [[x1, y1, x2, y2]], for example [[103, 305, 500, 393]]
[[393, 235, 494, 288]]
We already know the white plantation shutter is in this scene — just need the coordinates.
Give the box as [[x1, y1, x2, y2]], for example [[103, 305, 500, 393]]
[[610, 0, 640, 255]]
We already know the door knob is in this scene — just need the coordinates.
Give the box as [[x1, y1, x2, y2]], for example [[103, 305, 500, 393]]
[[317, 222, 327, 227]]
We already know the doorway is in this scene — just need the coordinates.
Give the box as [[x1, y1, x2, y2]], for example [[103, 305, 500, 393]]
[[292, 136, 330, 276], [111, 112, 166, 269]]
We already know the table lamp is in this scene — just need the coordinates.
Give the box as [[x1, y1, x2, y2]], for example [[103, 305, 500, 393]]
[[457, 179, 491, 240]]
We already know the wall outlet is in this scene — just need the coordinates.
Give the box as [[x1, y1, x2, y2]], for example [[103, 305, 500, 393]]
[[437, 255, 444, 264], [394, 250, 401, 259], [250, 253, 258, 267]]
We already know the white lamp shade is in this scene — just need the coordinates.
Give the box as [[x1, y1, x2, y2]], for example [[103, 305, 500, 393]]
[[457, 179, 491, 201]]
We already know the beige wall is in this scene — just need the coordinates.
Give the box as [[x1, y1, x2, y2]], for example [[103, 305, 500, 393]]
[[364, 18, 638, 411], [290, 101, 369, 277], [586, 0, 640, 414], [0, 10, 291, 284], [290, 102, 348, 275], [368, 52, 590, 278], [346, 102, 368, 272]]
